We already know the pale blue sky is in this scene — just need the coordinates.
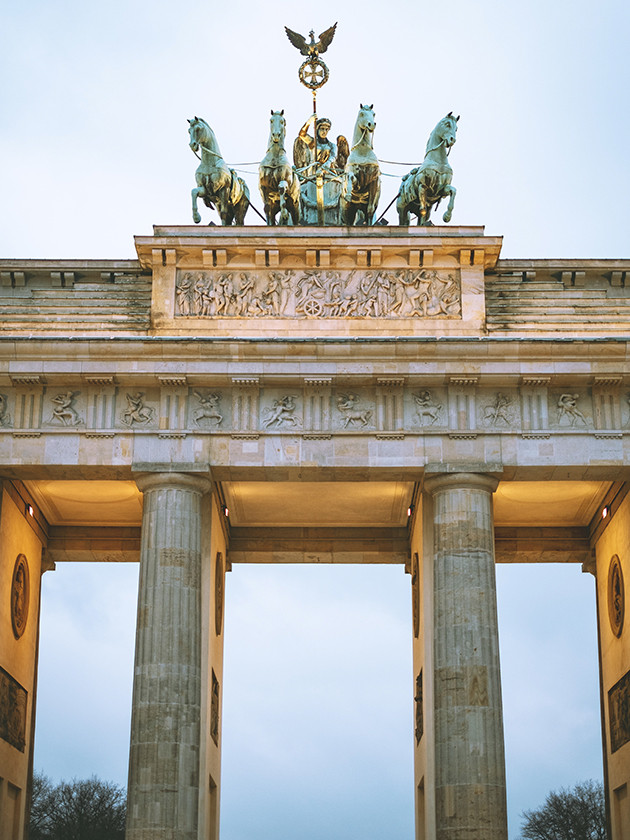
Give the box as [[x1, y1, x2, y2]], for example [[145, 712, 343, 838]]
[[35, 560, 601, 839], [3, 0, 626, 836]]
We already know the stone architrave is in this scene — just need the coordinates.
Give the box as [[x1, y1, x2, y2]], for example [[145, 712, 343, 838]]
[[126, 472, 211, 840], [423, 472, 507, 840]]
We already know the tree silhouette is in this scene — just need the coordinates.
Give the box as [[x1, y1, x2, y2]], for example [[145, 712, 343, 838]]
[[520, 780, 605, 840], [29, 771, 125, 840]]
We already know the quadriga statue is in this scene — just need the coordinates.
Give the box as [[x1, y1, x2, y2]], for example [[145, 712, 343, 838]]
[[397, 112, 459, 226], [340, 104, 381, 226], [188, 117, 250, 225], [259, 110, 301, 225]]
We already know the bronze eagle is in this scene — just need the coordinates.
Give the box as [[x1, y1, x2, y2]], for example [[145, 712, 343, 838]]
[[284, 23, 337, 59]]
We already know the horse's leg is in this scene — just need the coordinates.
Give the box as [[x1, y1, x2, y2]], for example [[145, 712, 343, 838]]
[[192, 184, 204, 224], [278, 181, 291, 225], [442, 185, 457, 223]]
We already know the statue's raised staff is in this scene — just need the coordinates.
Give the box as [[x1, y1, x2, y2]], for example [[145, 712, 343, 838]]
[[188, 117, 250, 225], [259, 110, 301, 225], [340, 104, 381, 226], [397, 112, 459, 226]]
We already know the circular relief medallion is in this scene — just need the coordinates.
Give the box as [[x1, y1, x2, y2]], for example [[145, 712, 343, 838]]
[[608, 555, 625, 638], [215, 552, 224, 636], [298, 58, 329, 90], [411, 552, 420, 639], [11, 554, 29, 640]]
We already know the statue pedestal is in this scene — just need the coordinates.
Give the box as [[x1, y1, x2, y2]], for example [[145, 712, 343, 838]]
[[135, 225, 502, 338]]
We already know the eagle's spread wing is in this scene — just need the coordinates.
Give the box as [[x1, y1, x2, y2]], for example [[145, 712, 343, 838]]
[[316, 23, 337, 54], [284, 26, 309, 56]]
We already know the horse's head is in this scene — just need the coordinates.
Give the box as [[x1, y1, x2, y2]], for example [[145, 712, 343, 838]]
[[357, 103, 376, 134], [188, 116, 210, 153], [436, 112, 459, 149], [269, 110, 287, 146]]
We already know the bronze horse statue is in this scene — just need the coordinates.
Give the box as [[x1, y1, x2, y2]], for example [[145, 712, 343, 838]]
[[259, 110, 301, 225], [188, 117, 250, 225], [340, 104, 381, 226], [397, 113, 459, 226]]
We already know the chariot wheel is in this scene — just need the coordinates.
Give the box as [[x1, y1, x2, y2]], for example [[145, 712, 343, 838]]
[[298, 59, 329, 90], [303, 298, 324, 317]]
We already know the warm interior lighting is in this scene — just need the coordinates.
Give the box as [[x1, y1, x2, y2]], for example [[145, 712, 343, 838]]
[[224, 506, 229, 517], [27, 505, 34, 517], [602, 506, 609, 519], [407, 507, 412, 517]]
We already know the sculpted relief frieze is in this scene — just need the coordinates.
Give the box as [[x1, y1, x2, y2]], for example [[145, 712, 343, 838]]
[[175, 268, 461, 319], [1, 383, 629, 437]]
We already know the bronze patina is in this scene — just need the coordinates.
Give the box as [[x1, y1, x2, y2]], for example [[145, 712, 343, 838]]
[[340, 104, 381, 226], [258, 110, 301, 226], [188, 117, 250, 225], [397, 113, 459, 226]]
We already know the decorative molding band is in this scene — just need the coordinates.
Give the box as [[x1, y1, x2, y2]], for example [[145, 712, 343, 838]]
[[302, 434, 332, 440], [12, 431, 41, 438], [594, 432, 623, 439], [303, 378, 333, 387], [230, 433, 260, 440], [376, 433, 405, 440], [10, 376, 42, 386], [232, 377, 260, 386], [521, 377, 551, 387], [158, 431, 188, 439], [448, 432, 478, 439], [376, 378, 405, 388], [84, 432, 116, 439], [593, 376, 623, 388], [449, 377, 478, 387], [157, 376, 188, 388], [521, 433, 551, 439], [84, 376, 115, 386]]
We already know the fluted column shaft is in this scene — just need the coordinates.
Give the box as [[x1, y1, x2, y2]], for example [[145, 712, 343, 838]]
[[126, 472, 211, 840], [424, 473, 507, 840]]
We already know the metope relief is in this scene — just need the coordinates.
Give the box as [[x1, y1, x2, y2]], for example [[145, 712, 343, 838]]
[[555, 393, 588, 427], [49, 391, 83, 426], [336, 393, 373, 428], [121, 393, 155, 427], [481, 392, 517, 428], [192, 391, 223, 427], [263, 395, 301, 429], [175, 268, 461, 319], [413, 390, 443, 426], [0, 394, 12, 427]]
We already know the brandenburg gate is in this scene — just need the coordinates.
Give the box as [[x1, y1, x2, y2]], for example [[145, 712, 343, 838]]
[[1, 25, 630, 840]]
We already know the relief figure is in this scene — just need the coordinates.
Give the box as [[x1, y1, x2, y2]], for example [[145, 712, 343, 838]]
[[557, 393, 587, 426], [50, 391, 82, 426], [414, 390, 442, 425], [193, 392, 222, 426], [263, 395, 301, 428], [0, 394, 11, 427], [484, 393, 512, 426], [122, 393, 154, 426], [337, 393, 372, 428]]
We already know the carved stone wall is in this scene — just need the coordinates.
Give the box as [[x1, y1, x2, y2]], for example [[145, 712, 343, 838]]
[[175, 268, 461, 320], [0, 380, 623, 438]]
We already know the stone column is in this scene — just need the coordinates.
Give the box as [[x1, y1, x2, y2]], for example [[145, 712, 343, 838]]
[[126, 472, 211, 840], [423, 472, 507, 840]]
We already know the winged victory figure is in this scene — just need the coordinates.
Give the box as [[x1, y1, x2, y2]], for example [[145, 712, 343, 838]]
[[284, 23, 337, 59]]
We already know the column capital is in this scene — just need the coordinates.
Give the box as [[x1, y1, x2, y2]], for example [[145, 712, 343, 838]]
[[423, 471, 499, 495], [135, 471, 212, 495]]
